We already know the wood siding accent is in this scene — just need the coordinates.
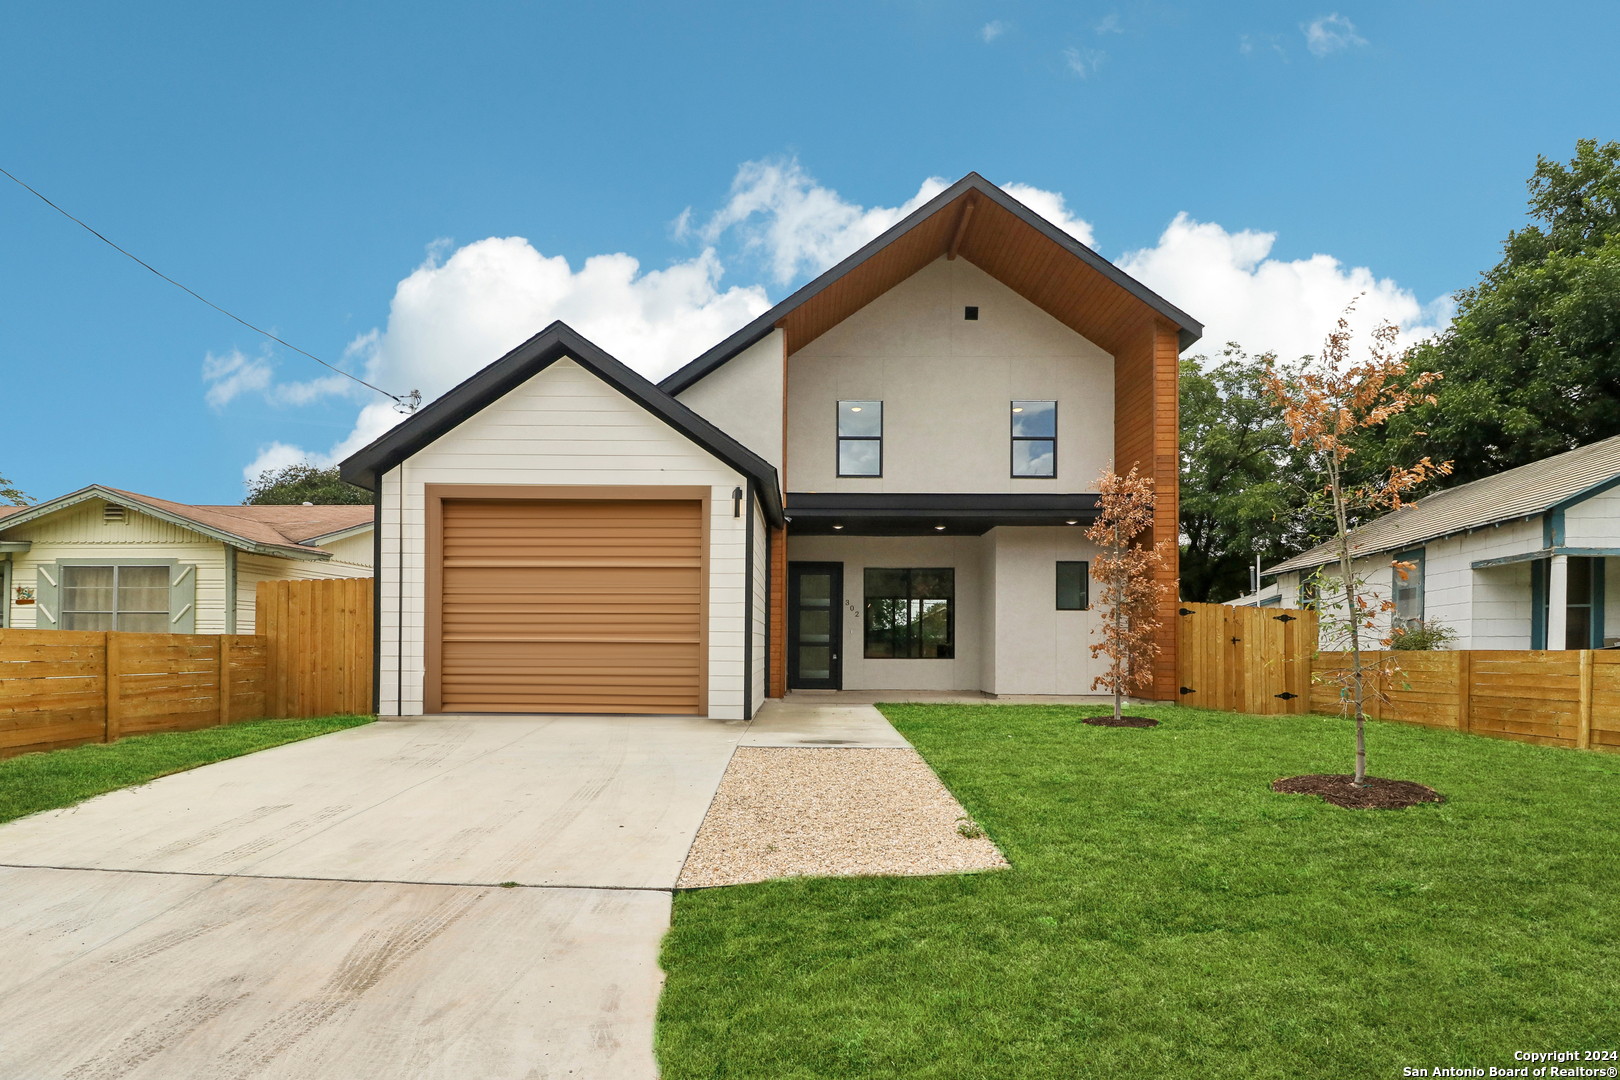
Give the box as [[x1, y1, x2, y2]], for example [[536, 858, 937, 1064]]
[[424, 486, 709, 715], [257, 578, 373, 720], [1113, 318, 1182, 699], [777, 190, 1184, 362], [769, 523, 787, 697]]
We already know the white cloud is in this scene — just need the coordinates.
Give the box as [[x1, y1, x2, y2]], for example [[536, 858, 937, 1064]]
[[1063, 47, 1106, 77], [1302, 13, 1366, 56], [233, 161, 1449, 483], [690, 158, 949, 285], [1116, 213, 1451, 364], [981, 20, 1006, 42], [202, 348, 273, 409], [1096, 13, 1122, 33], [999, 184, 1096, 247]]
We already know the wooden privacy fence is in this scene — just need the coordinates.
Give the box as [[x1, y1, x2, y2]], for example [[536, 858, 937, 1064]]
[[0, 577, 374, 760], [1176, 600, 1620, 752], [1175, 602, 1320, 715], [256, 578, 373, 721], [0, 631, 268, 759]]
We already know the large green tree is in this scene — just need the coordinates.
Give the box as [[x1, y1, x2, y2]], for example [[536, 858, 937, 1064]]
[[1370, 139, 1620, 484], [244, 463, 372, 505], [1178, 347, 1312, 603]]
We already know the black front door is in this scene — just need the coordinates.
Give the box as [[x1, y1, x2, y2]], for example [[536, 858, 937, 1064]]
[[788, 562, 842, 689]]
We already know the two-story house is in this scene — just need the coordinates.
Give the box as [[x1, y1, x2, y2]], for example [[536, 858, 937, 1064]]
[[340, 174, 1201, 718]]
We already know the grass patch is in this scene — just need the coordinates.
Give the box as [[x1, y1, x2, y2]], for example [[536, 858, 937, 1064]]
[[0, 715, 374, 825], [657, 704, 1620, 1078]]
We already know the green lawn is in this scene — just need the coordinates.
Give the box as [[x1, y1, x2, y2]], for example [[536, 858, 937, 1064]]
[[657, 704, 1620, 1079], [0, 715, 374, 825]]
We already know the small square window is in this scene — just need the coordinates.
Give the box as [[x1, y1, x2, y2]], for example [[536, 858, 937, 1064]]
[[963, 306, 979, 320], [1057, 561, 1089, 610]]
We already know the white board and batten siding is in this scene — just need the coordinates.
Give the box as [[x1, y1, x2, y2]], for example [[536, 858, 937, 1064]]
[[377, 356, 759, 719]]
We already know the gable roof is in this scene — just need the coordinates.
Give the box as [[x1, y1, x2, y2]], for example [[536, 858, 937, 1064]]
[[1267, 434, 1620, 576], [659, 172, 1203, 396], [0, 486, 372, 560], [337, 321, 785, 525]]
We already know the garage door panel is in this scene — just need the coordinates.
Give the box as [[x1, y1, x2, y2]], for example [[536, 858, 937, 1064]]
[[437, 498, 704, 714]]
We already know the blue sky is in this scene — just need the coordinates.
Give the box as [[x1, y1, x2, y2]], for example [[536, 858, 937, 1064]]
[[3, 1, 1616, 504]]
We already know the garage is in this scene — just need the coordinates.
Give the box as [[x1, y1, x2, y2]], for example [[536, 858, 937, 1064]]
[[429, 494, 706, 715]]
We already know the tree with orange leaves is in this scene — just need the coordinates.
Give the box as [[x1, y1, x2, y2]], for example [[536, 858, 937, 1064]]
[[1262, 302, 1452, 786], [1087, 466, 1173, 722]]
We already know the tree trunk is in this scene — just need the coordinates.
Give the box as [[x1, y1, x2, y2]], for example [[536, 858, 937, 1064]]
[[1330, 461, 1368, 787]]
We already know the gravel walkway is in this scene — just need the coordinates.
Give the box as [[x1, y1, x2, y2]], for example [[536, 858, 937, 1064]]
[[676, 747, 1008, 888]]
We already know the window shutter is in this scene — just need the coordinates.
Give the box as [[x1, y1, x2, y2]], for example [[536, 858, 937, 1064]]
[[169, 563, 197, 634], [34, 562, 61, 629]]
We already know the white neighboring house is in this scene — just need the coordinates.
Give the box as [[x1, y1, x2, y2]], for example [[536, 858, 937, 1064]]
[[0, 486, 373, 635], [1263, 435, 1620, 650]]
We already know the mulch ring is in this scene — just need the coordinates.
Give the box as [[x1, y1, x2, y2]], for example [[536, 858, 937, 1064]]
[[1272, 774, 1444, 810], [1083, 716, 1160, 728]]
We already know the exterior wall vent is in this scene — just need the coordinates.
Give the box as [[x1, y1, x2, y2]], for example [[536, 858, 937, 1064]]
[[103, 504, 126, 522]]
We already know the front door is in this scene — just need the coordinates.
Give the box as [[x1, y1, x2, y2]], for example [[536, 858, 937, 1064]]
[[788, 562, 842, 690]]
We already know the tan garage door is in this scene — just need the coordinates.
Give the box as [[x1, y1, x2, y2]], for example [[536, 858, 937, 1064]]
[[438, 498, 703, 714]]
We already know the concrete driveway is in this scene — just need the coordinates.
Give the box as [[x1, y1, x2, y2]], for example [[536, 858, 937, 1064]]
[[0, 713, 750, 1079]]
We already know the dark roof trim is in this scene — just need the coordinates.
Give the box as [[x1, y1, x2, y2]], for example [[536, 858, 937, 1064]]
[[786, 491, 1099, 536], [338, 322, 784, 526], [659, 172, 1204, 396]]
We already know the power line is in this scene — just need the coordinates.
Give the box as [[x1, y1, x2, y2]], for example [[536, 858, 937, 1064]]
[[0, 164, 418, 412]]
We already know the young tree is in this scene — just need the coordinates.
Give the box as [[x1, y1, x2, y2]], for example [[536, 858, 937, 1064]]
[[1087, 466, 1172, 721], [1263, 307, 1452, 785], [244, 464, 372, 505]]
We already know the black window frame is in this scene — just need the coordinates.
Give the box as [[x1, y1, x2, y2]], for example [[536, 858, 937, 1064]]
[[1056, 561, 1089, 610], [836, 400, 883, 478], [863, 567, 955, 659], [1010, 400, 1057, 478]]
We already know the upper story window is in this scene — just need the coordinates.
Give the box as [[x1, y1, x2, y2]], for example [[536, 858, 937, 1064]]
[[61, 565, 169, 632], [838, 400, 883, 477], [1011, 400, 1056, 477]]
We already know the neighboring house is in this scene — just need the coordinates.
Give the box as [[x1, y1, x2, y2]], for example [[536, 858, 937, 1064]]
[[342, 172, 1201, 718], [0, 486, 373, 634], [1264, 434, 1620, 650], [1230, 582, 1284, 608]]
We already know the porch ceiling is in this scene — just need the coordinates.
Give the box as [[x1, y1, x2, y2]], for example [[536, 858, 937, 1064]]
[[785, 492, 1099, 536]]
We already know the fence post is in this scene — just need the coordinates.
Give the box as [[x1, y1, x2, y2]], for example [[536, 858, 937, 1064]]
[[1579, 649, 1593, 750], [1456, 651, 1472, 733], [104, 632, 122, 743], [219, 635, 232, 727]]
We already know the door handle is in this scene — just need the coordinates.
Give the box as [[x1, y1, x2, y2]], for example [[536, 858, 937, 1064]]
[[833, 654, 839, 660]]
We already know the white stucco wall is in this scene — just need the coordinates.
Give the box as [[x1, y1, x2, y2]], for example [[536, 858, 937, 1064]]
[[787, 534, 987, 691], [787, 526, 1107, 695], [981, 527, 1112, 695], [785, 256, 1115, 493], [676, 329, 785, 474], [375, 356, 757, 719]]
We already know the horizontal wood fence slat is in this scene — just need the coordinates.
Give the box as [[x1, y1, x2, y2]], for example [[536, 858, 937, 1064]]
[[0, 578, 373, 760], [1180, 601, 1619, 754]]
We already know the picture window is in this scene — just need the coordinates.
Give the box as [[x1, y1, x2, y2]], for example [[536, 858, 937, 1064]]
[[864, 568, 954, 658]]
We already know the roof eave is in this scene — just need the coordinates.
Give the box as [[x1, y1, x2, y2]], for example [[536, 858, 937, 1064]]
[[659, 172, 1203, 397]]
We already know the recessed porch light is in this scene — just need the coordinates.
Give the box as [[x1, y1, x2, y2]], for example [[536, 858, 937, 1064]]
[[1065, 519, 1078, 525], [934, 524, 947, 531], [832, 524, 843, 530]]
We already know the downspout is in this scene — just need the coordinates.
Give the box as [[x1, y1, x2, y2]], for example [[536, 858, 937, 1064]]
[[223, 545, 237, 634], [371, 494, 383, 715], [743, 480, 755, 721], [397, 463, 406, 717]]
